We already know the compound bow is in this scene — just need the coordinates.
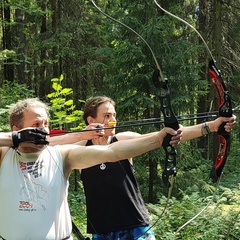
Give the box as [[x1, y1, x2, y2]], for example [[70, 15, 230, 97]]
[[154, 0, 233, 183]]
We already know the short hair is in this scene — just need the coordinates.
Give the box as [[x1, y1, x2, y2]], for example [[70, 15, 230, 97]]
[[9, 98, 49, 129], [83, 96, 115, 125]]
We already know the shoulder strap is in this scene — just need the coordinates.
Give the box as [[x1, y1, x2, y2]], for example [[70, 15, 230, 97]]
[[110, 135, 118, 143]]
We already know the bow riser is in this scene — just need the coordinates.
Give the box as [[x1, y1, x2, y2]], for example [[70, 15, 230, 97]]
[[152, 69, 179, 188]]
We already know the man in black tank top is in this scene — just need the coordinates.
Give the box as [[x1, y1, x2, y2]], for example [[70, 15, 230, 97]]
[[80, 97, 157, 239]]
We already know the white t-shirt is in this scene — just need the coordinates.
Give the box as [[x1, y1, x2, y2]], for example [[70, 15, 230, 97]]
[[0, 146, 72, 240]]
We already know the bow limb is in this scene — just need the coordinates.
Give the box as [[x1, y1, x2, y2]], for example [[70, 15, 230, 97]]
[[91, 0, 161, 74], [153, 0, 214, 60], [208, 60, 232, 182], [154, 0, 233, 183]]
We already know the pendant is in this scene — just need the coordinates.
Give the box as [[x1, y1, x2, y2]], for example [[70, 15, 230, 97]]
[[100, 163, 106, 170]]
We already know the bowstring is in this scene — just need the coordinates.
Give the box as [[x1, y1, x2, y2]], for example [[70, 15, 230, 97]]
[[153, 0, 225, 234]]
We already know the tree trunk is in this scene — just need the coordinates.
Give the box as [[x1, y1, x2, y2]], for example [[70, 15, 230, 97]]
[[38, 1, 48, 97], [2, 0, 14, 82], [15, 8, 26, 84], [51, 0, 60, 78], [197, 0, 210, 158]]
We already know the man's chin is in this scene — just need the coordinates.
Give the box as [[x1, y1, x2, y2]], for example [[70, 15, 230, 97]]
[[20, 145, 46, 152], [106, 129, 115, 135]]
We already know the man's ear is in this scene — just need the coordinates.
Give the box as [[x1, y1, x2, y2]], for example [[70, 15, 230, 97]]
[[12, 125, 20, 131], [87, 116, 93, 124]]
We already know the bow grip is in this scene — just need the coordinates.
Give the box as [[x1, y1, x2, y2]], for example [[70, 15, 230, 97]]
[[217, 122, 228, 136], [162, 120, 179, 147]]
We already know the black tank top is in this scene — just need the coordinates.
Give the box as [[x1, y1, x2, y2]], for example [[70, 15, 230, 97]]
[[81, 136, 149, 233]]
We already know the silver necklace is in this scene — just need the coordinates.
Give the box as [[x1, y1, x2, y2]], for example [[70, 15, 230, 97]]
[[99, 136, 111, 171]]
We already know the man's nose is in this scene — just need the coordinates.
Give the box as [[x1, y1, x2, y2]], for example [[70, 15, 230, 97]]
[[110, 116, 116, 123]]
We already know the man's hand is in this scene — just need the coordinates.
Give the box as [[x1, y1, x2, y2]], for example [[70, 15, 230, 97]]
[[12, 128, 49, 149], [169, 125, 183, 147], [212, 115, 237, 132], [83, 123, 105, 140], [160, 125, 183, 147]]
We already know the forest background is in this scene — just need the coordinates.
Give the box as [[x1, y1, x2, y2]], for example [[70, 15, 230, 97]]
[[0, 0, 240, 239]]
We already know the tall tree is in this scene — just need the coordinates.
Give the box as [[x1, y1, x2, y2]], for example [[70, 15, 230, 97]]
[[197, 0, 211, 156], [2, 0, 14, 81]]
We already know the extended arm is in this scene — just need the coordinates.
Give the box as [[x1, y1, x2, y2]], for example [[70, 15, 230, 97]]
[[182, 116, 236, 142], [62, 127, 182, 172]]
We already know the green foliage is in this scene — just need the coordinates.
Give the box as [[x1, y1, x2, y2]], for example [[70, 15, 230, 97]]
[[0, 80, 34, 130], [0, 49, 17, 62], [1, 0, 239, 239], [47, 75, 85, 130], [5, 0, 47, 15], [68, 171, 91, 239], [144, 186, 240, 239]]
